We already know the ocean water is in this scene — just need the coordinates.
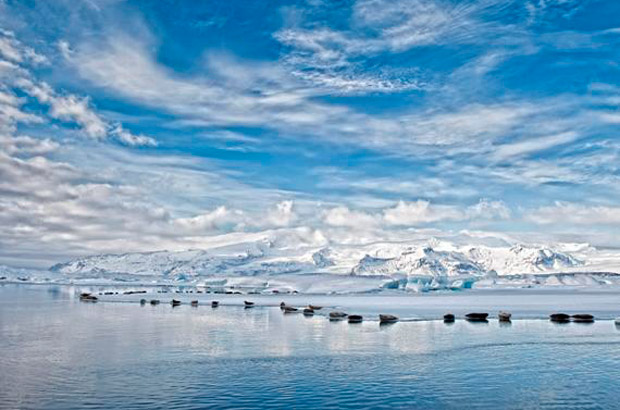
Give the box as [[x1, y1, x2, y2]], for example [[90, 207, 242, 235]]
[[1, 284, 620, 409]]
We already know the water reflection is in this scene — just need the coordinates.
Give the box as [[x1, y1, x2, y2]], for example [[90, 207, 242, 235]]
[[46, 286, 63, 299], [1, 284, 620, 410]]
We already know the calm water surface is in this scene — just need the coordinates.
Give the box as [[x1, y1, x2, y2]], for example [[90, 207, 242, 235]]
[[1, 284, 620, 409]]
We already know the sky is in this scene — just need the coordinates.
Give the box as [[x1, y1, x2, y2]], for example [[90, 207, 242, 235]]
[[1, 0, 620, 268]]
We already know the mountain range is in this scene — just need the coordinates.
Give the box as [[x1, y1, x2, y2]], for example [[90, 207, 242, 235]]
[[3, 234, 620, 292]]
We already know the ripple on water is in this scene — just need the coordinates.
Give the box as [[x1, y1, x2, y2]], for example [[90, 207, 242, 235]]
[[1, 285, 620, 409]]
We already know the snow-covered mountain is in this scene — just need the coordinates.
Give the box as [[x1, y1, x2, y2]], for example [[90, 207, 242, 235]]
[[2, 233, 618, 292], [49, 238, 317, 281], [47, 235, 615, 275], [351, 247, 487, 278], [465, 245, 583, 275]]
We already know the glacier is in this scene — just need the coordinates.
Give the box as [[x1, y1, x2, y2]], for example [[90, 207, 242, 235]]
[[3, 234, 620, 293]]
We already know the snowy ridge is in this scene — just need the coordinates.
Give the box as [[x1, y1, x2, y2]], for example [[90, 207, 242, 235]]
[[32, 235, 620, 289], [49, 239, 317, 280], [466, 245, 583, 275], [352, 247, 487, 277], [3, 234, 620, 292]]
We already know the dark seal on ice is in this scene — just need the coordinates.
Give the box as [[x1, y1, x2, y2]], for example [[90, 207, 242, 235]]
[[571, 314, 594, 323], [465, 313, 488, 322], [348, 315, 363, 323], [549, 313, 570, 323], [379, 314, 398, 324]]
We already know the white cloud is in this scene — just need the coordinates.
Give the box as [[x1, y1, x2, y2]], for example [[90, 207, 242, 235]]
[[262, 200, 298, 228], [0, 89, 43, 129], [16, 78, 108, 139], [352, 0, 477, 50], [526, 0, 585, 24], [1, 32, 156, 146], [57, 40, 73, 59], [0, 29, 47, 65], [73, 37, 364, 136], [50, 94, 108, 138], [466, 199, 511, 220], [403, 103, 537, 146], [492, 131, 579, 161], [0, 36, 22, 62], [0, 134, 59, 155], [0, 88, 56, 155], [382, 200, 463, 225], [527, 202, 620, 225], [314, 168, 479, 199], [599, 112, 620, 124], [0, 83, 311, 265], [0, 141, 260, 265], [289, 68, 423, 94], [2, 3, 620, 267], [109, 124, 157, 147], [174, 206, 244, 233], [278, 0, 487, 57], [381, 198, 510, 226], [274, 0, 501, 93], [71, 34, 584, 159], [323, 206, 378, 228]]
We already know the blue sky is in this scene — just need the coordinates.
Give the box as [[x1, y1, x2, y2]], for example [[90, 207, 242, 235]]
[[1, 0, 620, 267]]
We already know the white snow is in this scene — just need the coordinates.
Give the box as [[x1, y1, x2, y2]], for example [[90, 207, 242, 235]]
[[3, 234, 620, 292]]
